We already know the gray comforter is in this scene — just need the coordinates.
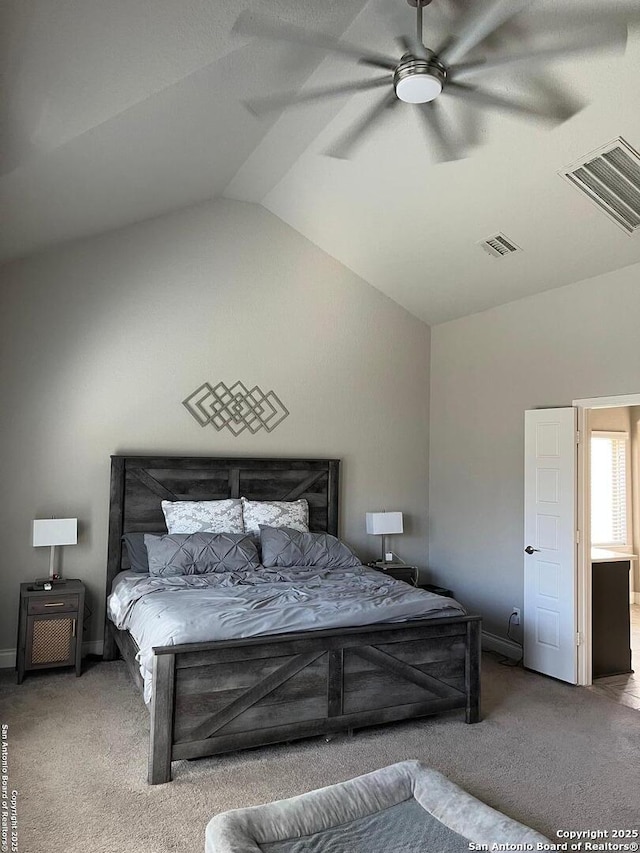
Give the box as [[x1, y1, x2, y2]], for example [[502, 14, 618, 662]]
[[108, 566, 465, 702]]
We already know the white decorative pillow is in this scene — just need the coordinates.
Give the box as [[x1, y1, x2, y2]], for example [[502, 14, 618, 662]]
[[241, 497, 309, 540], [161, 499, 244, 534]]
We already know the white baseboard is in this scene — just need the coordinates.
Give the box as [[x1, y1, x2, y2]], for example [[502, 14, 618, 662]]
[[482, 630, 522, 660], [0, 640, 103, 670], [0, 649, 15, 670]]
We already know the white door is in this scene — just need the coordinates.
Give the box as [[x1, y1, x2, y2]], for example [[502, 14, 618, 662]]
[[524, 408, 577, 683]]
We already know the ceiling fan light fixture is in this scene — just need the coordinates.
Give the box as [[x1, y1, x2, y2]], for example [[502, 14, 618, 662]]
[[236, 0, 633, 160], [394, 59, 445, 104]]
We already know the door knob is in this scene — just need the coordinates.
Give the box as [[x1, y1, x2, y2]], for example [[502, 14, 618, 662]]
[[524, 545, 540, 555]]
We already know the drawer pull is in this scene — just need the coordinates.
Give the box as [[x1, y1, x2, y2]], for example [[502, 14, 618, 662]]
[[44, 602, 65, 607], [72, 619, 76, 638]]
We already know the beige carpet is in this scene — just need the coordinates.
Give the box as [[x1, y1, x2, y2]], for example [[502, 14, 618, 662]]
[[1, 654, 639, 853]]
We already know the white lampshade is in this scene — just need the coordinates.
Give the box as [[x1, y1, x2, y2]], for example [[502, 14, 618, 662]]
[[32, 518, 78, 547], [365, 512, 403, 536]]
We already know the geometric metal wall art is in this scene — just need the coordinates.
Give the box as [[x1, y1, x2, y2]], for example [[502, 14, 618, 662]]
[[182, 381, 290, 436]]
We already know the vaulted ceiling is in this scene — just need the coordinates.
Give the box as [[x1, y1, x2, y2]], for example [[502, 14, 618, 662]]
[[2, 0, 640, 323]]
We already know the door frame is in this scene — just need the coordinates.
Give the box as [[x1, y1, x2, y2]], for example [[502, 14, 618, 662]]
[[573, 392, 640, 686]]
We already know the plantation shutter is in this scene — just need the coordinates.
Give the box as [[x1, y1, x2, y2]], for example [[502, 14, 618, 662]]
[[590, 432, 629, 547]]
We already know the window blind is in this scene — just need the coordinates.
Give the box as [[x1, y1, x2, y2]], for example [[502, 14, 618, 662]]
[[590, 432, 629, 547]]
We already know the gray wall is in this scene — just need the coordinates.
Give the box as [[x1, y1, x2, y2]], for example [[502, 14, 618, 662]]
[[429, 262, 640, 636], [0, 198, 431, 655]]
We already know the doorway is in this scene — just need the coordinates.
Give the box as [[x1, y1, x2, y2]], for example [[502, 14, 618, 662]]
[[574, 394, 640, 688]]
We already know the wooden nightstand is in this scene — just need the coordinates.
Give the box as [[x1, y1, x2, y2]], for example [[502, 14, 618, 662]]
[[16, 579, 85, 684], [419, 583, 454, 598], [366, 564, 454, 598], [367, 561, 419, 586]]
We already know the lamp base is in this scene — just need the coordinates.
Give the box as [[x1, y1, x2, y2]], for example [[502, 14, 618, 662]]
[[34, 577, 67, 586], [380, 538, 395, 564]]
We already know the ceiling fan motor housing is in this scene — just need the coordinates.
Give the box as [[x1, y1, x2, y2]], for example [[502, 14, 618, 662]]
[[394, 56, 446, 103]]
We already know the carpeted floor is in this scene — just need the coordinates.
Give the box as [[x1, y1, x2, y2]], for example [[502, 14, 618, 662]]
[[2, 653, 639, 853]]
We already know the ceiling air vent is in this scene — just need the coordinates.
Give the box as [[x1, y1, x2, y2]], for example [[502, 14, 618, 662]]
[[560, 137, 640, 235], [478, 233, 522, 259]]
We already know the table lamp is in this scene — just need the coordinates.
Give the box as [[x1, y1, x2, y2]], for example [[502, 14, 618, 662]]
[[32, 518, 77, 582], [365, 511, 403, 564]]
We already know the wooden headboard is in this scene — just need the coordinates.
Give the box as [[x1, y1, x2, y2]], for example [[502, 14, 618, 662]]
[[106, 455, 340, 593]]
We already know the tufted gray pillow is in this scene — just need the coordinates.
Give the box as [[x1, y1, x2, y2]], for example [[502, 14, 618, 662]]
[[144, 532, 260, 577], [260, 526, 361, 569]]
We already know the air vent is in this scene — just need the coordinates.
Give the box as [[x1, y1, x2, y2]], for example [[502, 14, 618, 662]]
[[561, 137, 640, 235], [478, 233, 522, 258]]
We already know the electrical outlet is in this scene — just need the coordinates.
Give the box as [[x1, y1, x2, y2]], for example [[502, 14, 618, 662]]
[[511, 607, 521, 626]]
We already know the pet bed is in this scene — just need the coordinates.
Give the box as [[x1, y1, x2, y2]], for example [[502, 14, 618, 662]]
[[205, 760, 549, 853]]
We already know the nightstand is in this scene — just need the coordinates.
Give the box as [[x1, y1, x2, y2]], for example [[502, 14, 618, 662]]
[[419, 583, 454, 598], [16, 579, 85, 684], [367, 561, 419, 586]]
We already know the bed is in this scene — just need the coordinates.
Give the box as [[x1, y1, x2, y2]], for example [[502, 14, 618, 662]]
[[103, 456, 481, 784]]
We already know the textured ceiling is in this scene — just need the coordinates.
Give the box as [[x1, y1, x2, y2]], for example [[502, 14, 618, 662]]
[[2, 0, 640, 324]]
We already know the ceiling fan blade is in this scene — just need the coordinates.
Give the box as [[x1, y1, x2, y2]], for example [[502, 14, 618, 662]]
[[396, 34, 431, 62], [437, 0, 530, 66], [243, 76, 391, 116], [416, 101, 463, 162], [325, 90, 399, 159], [528, 75, 587, 124], [232, 11, 398, 71], [449, 24, 627, 80], [445, 81, 567, 124], [458, 98, 482, 150]]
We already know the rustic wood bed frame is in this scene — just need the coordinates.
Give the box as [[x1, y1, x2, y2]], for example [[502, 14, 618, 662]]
[[103, 455, 481, 784]]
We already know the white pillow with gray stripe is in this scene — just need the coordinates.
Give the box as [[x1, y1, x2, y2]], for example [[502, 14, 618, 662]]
[[161, 499, 244, 534], [144, 532, 260, 576]]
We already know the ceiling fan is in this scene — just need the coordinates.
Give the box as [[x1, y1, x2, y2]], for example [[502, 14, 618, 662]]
[[233, 0, 636, 161]]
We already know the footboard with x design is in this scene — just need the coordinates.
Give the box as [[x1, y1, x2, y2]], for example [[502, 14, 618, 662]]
[[143, 614, 481, 784]]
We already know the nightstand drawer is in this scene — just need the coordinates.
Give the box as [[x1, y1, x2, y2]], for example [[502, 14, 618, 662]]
[[382, 566, 417, 584], [419, 583, 454, 598], [28, 594, 79, 615], [367, 563, 418, 585]]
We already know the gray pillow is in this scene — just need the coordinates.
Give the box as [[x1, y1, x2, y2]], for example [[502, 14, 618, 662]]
[[260, 526, 361, 569], [144, 532, 260, 577], [122, 532, 163, 573]]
